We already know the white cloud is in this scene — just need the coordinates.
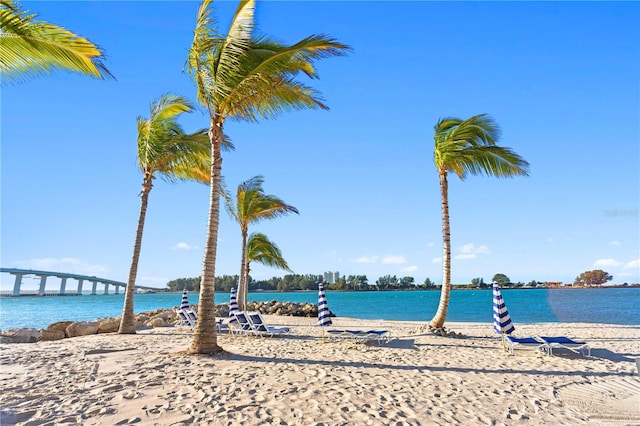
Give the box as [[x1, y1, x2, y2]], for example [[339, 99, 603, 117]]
[[14, 257, 108, 276], [623, 259, 640, 270], [427, 242, 435, 247], [455, 253, 477, 260], [401, 265, 418, 273], [173, 242, 195, 250], [609, 240, 621, 246], [594, 258, 622, 268], [454, 243, 489, 260], [356, 256, 379, 264], [431, 257, 442, 264], [459, 243, 490, 255], [382, 255, 407, 265]]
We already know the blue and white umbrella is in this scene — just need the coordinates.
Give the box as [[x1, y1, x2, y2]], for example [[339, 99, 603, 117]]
[[318, 283, 332, 341], [493, 283, 515, 336], [228, 287, 240, 323], [180, 289, 190, 311]]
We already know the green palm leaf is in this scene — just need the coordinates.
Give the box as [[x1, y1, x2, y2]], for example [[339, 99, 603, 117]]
[[0, 0, 113, 83], [247, 232, 291, 272]]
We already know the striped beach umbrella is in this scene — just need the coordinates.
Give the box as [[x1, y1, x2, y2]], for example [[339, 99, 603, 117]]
[[318, 283, 332, 341], [228, 287, 240, 323], [180, 289, 190, 311], [493, 283, 515, 336]]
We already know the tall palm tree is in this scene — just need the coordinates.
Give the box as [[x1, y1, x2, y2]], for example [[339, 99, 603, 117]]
[[185, 0, 350, 354], [118, 94, 211, 334], [245, 232, 292, 292], [225, 176, 298, 309], [429, 114, 529, 330], [0, 0, 113, 83]]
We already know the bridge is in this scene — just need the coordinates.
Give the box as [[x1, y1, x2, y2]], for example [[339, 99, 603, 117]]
[[0, 268, 161, 296]]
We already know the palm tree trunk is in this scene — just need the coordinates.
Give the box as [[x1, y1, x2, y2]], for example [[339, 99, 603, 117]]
[[430, 170, 451, 329], [237, 229, 248, 310], [118, 175, 152, 334], [188, 120, 223, 354], [244, 262, 251, 299]]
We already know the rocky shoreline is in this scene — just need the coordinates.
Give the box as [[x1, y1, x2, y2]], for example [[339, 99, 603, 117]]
[[0, 300, 328, 343]]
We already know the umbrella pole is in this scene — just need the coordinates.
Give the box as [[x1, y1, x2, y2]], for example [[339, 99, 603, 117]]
[[502, 334, 506, 353], [322, 328, 325, 343]]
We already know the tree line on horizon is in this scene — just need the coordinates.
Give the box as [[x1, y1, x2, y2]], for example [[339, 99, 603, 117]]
[[166, 268, 619, 293]]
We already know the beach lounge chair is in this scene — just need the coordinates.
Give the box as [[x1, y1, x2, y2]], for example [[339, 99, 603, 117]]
[[326, 329, 390, 345], [177, 309, 196, 328], [364, 330, 391, 344], [504, 335, 549, 356], [539, 336, 591, 357], [246, 311, 290, 337], [177, 309, 191, 327], [230, 312, 254, 335]]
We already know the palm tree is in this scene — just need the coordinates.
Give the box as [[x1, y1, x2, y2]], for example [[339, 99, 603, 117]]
[[185, 0, 350, 354], [0, 0, 113, 83], [225, 176, 298, 309], [245, 232, 292, 292], [118, 94, 211, 334], [429, 114, 529, 330]]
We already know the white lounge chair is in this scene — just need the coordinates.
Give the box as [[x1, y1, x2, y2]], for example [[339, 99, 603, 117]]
[[504, 335, 549, 356], [246, 311, 290, 337], [230, 312, 254, 335], [177, 309, 196, 328], [538, 336, 591, 357], [326, 329, 390, 345]]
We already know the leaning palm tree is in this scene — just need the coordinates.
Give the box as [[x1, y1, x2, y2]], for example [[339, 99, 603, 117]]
[[429, 114, 529, 330], [245, 232, 292, 293], [225, 176, 298, 309], [117, 94, 211, 334], [0, 0, 113, 83], [185, 0, 350, 354]]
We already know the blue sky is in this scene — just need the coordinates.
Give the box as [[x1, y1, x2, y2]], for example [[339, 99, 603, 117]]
[[2, 1, 639, 291]]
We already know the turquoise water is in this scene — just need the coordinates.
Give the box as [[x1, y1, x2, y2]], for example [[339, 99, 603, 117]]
[[0, 288, 638, 330]]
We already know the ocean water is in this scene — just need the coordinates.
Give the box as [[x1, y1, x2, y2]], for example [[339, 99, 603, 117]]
[[0, 288, 638, 330]]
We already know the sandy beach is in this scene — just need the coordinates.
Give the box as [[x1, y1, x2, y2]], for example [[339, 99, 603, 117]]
[[1, 317, 638, 425]]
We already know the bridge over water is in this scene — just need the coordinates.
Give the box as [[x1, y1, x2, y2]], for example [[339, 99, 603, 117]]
[[0, 268, 160, 296]]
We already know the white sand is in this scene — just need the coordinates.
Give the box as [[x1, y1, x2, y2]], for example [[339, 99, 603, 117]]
[[1, 317, 638, 425]]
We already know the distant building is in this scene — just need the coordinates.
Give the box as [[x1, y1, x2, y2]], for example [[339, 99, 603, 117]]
[[323, 271, 340, 284]]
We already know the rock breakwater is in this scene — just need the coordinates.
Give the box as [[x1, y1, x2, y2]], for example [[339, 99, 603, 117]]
[[0, 300, 331, 343]]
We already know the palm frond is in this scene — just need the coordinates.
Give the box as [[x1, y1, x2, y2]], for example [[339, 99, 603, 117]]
[[434, 113, 529, 179], [448, 145, 530, 179], [137, 94, 212, 185], [223, 75, 327, 122], [246, 232, 292, 271], [249, 34, 351, 79], [186, 0, 224, 111], [214, 0, 255, 103], [0, 0, 112, 83], [152, 94, 194, 122], [228, 175, 299, 230]]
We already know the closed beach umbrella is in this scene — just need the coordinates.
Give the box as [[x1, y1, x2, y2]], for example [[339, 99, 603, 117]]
[[228, 287, 240, 323], [318, 283, 332, 341], [180, 289, 190, 311], [493, 283, 515, 339]]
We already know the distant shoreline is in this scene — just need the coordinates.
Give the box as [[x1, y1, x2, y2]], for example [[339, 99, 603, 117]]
[[2, 283, 638, 297]]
